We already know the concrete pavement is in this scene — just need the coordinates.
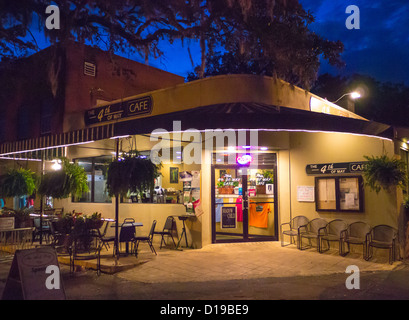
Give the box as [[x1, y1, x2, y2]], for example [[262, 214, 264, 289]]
[[1, 241, 408, 301]]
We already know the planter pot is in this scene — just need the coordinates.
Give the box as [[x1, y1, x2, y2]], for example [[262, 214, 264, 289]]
[[87, 219, 104, 230], [256, 185, 266, 194]]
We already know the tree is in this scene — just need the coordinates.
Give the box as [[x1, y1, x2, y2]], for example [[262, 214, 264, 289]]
[[0, 0, 188, 62], [1, 0, 344, 90], [311, 73, 409, 127], [186, 0, 344, 89]]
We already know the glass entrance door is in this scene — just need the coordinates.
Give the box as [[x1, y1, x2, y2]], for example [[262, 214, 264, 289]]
[[211, 156, 278, 243]]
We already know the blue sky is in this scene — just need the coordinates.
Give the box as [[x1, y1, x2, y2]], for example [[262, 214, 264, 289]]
[[29, 1, 409, 84], [300, 0, 409, 84], [140, 0, 409, 84]]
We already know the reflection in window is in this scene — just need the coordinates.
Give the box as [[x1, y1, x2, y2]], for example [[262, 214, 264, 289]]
[[73, 156, 112, 203]]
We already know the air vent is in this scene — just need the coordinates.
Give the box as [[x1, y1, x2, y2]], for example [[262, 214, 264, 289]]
[[84, 61, 96, 77]]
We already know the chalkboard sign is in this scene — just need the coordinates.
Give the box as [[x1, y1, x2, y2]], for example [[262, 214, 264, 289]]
[[221, 207, 236, 229], [2, 247, 66, 300]]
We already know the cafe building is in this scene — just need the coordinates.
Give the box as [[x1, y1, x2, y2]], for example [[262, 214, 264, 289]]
[[0, 44, 407, 250]]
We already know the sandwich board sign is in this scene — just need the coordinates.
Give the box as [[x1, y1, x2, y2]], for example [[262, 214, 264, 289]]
[[2, 247, 66, 300]]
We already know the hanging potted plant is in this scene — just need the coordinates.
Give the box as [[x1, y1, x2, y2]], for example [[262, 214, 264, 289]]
[[0, 168, 38, 198], [106, 150, 162, 198], [38, 157, 89, 199], [362, 154, 407, 193]]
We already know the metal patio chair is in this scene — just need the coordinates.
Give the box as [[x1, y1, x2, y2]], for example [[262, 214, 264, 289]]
[[299, 218, 328, 251], [280, 215, 309, 249], [365, 224, 399, 264], [340, 221, 371, 258], [153, 216, 177, 249], [133, 220, 157, 257], [318, 219, 348, 255]]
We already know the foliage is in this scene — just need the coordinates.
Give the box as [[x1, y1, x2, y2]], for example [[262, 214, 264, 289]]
[[311, 73, 409, 127], [1, 0, 343, 90], [0, 168, 38, 197], [107, 151, 162, 197], [186, 0, 344, 89], [363, 155, 407, 193], [38, 157, 89, 199]]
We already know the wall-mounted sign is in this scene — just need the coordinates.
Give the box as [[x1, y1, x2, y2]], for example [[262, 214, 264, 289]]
[[84, 95, 153, 125], [297, 186, 315, 202], [221, 207, 237, 229], [237, 155, 253, 165], [306, 162, 368, 175]]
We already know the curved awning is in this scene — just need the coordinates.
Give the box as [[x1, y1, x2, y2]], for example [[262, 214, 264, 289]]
[[114, 102, 393, 139], [0, 102, 392, 159]]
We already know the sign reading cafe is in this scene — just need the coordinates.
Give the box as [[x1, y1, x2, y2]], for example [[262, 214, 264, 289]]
[[84, 95, 153, 125], [306, 162, 368, 175]]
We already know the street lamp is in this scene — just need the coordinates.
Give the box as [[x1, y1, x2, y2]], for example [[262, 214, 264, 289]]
[[332, 91, 361, 104]]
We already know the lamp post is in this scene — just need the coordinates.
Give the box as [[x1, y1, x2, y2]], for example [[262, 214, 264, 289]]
[[332, 91, 361, 112]]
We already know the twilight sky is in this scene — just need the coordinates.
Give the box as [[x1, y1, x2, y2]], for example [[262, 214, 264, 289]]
[[147, 0, 409, 85], [28, 1, 409, 85]]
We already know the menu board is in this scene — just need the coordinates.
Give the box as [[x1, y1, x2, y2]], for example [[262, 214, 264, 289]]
[[315, 176, 363, 212], [221, 207, 237, 229], [2, 247, 65, 300]]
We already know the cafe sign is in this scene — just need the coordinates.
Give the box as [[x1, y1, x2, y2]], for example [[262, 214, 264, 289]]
[[306, 162, 368, 175], [85, 95, 153, 125]]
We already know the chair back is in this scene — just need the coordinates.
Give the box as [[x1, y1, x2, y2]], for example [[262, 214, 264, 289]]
[[291, 216, 309, 229], [327, 219, 347, 236], [34, 218, 41, 228], [307, 218, 327, 233], [371, 225, 397, 243], [123, 218, 135, 224], [119, 225, 136, 242], [163, 216, 175, 231], [98, 220, 110, 237], [348, 221, 371, 239], [149, 220, 157, 240]]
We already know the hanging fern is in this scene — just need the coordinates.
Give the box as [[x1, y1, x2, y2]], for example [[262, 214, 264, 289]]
[[0, 168, 38, 197], [38, 158, 89, 199], [363, 155, 407, 193], [106, 151, 162, 197]]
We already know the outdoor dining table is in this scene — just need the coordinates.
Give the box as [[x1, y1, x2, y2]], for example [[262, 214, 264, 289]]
[[111, 222, 143, 255]]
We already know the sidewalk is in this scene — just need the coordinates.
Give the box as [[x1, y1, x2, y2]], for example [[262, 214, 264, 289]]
[[80, 241, 403, 283]]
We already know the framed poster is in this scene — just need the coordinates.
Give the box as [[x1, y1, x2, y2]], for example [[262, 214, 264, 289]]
[[170, 167, 179, 183]]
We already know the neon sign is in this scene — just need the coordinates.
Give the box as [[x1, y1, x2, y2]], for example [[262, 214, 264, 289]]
[[237, 155, 253, 165]]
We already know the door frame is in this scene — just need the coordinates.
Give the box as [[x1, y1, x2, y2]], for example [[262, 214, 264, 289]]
[[211, 158, 279, 243]]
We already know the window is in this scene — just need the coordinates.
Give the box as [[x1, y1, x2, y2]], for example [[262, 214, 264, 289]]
[[72, 155, 111, 203], [315, 176, 364, 212]]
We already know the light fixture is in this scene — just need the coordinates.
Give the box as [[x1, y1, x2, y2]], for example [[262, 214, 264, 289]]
[[260, 147, 268, 151], [332, 91, 361, 104], [241, 146, 251, 149], [51, 159, 62, 171]]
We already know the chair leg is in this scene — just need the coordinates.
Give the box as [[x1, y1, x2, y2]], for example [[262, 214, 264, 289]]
[[149, 240, 157, 255]]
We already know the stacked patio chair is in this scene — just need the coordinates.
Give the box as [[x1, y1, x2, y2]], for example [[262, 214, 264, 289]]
[[299, 218, 328, 251], [365, 224, 399, 264], [280, 215, 309, 249], [318, 219, 348, 255], [340, 221, 371, 258]]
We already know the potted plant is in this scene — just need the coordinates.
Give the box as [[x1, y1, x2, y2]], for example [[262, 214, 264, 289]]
[[14, 208, 33, 228], [106, 150, 162, 198], [363, 154, 407, 193], [0, 168, 38, 198], [216, 180, 225, 194], [38, 157, 89, 199], [86, 212, 103, 229]]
